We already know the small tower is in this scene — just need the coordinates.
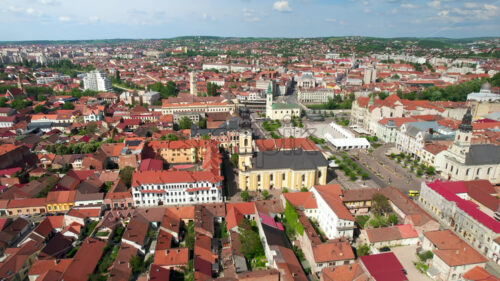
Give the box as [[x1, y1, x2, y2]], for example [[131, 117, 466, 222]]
[[266, 83, 273, 118], [189, 72, 197, 96], [450, 107, 473, 158]]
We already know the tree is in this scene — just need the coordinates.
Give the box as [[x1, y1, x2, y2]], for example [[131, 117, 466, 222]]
[[206, 82, 220, 96], [198, 118, 207, 129], [356, 244, 370, 257], [282, 188, 289, 193], [178, 116, 193, 130], [185, 221, 195, 249], [33, 104, 47, 113], [261, 190, 269, 200], [426, 166, 436, 175], [201, 134, 210, 140], [63, 102, 75, 110], [114, 70, 121, 83], [120, 166, 135, 188], [361, 172, 370, 180], [0, 97, 7, 107], [238, 219, 264, 259], [241, 190, 250, 202], [130, 255, 145, 274], [166, 134, 178, 141], [230, 154, 239, 167], [388, 213, 398, 225], [86, 122, 98, 134], [371, 193, 392, 215]]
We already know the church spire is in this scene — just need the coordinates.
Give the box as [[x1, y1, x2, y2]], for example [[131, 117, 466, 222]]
[[368, 93, 374, 106], [458, 107, 473, 132]]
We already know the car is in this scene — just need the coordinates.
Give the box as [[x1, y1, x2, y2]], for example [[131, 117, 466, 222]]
[[379, 246, 391, 252]]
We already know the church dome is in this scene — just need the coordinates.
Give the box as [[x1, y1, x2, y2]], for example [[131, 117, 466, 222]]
[[481, 82, 492, 91]]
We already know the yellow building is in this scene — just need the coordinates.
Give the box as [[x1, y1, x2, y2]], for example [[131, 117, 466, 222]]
[[46, 190, 76, 213], [238, 149, 327, 191], [148, 140, 210, 164]]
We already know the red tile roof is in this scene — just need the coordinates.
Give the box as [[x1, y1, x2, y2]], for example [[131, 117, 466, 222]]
[[426, 180, 500, 233], [360, 252, 407, 281], [283, 192, 318, 209]]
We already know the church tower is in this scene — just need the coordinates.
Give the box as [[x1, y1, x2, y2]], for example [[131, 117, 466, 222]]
[[266, 83, 273, 118], [450, 107, 473, 159], [189, 72, 197, 96]]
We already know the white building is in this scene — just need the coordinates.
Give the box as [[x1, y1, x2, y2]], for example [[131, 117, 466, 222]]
[[83, 70, 112, 92], [266, 83, 300, 120], [131, 170, 223, 207], [467, 83, 500, 102], [310, 185, 355, 240], [297, 88, 335, 104]]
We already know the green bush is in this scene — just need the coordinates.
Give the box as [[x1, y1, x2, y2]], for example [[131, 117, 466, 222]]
[[356, 215, 370, 228]]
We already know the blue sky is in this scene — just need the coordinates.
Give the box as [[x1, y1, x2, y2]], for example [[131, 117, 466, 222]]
[[1, 0, 499, 40]]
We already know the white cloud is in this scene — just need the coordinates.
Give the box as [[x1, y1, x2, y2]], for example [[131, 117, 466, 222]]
[[58, 16, 71, 22], [88, 16, 100, 23], [324, 18, 336, 23], [464, 2, 479, 9], [39, 0, 60, 5], [437, 10, 448, 17], [26, 8, 36, 15], [363, 7, 372, 13], [273, 1, 292, 12], [427, 0, 441, 9], [243, 8, 260, 22], [401, 3, 418, 9]]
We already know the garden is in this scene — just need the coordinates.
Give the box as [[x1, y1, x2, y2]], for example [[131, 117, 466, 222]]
[[388, 152, 436, 177], [330, 154, 371, 182]]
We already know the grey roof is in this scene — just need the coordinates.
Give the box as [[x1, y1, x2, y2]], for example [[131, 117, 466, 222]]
[[405, 121, 442, 137], [190, 117, 241, 137], [251, 149, 328, 171], [465, 144, 500, 165]]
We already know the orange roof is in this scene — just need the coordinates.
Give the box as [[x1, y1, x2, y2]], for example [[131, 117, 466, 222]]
[[154, 248, 189, 266], [46, 190, 77, 204], [165, 206, 195, 221], [7, 198, 46, 208], [321, 262, 368, 281], [463, 266, 500, 281], [283, 192, 318, 209], [313, 185, 353, 221], [313, 239, 355, 263], [424, 230, 487, 267]]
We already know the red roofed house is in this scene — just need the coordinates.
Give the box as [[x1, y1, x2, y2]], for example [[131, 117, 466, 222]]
[[154, 247, 189, 270], [422, 230, 488, 281], [360, 252, 408, 281], [420, 180, 500, 265], [62, 237, 106, 281], [281, 191, 318, 219], [364, 224, 419, 248], [311, 185, 355, 240]]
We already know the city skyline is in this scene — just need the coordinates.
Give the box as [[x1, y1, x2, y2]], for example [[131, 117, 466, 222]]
[[1, 0, 499, 41]]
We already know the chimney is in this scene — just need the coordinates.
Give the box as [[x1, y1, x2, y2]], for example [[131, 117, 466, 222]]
[[455, 249, 459, 254], [348, 264, 352, 271]]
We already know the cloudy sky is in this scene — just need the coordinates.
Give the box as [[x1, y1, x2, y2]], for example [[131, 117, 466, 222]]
[[1, 0, 499, 40]]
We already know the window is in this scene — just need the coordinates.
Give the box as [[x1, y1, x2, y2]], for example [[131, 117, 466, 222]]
[[487, 167, 491, 175], [282, 174, 285, 181], [477, 168, 481, 175]]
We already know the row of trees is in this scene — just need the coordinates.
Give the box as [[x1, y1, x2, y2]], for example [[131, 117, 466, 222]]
[[45, 141, 102, 155]]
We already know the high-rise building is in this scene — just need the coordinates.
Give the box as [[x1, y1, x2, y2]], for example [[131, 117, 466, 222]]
[[83, 70, 112, 92]]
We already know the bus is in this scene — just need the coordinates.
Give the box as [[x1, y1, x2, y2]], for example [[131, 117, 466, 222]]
[[408, 190, 420, 197]]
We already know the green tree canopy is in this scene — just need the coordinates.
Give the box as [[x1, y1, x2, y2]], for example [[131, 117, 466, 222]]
[[178, 116, 193, 130], [371, 193, 392, 215], [119, 166, 135, 188]]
